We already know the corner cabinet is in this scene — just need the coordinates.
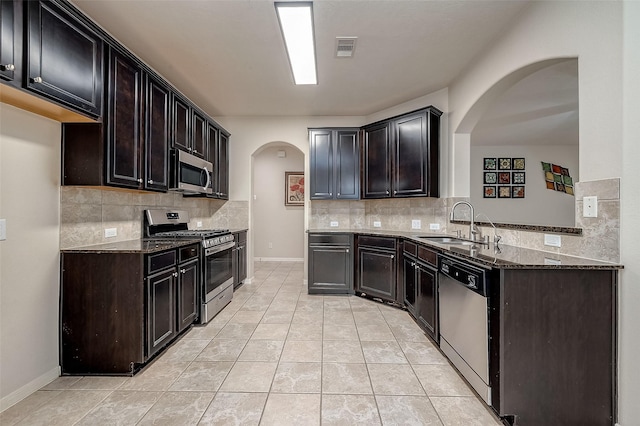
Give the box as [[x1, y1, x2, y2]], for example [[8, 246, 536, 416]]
[[355, 235, 400, 303], [362, 107, 441, 198], [309, 128, 360, 200], [26, 0, 103, 118], [308, 233, 353, 294]]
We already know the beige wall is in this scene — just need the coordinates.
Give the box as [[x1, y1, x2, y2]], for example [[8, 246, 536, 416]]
[[0, 104, 61, 409], [253, 145, 304, 260]]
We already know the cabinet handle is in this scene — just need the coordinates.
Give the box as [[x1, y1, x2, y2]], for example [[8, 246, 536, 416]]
[[193, 150, 198, 154], [337, 192, 340, 196], [394, 190, 397, 195], [1, 64, 15, 71], [391, 255, 395, 259], [32, 76, 43, 83], [181, 269, 186, 274], [346, 249, 349, 253], [137, 178, 143, 183], [148, 179, 154, 184], [386, 190, 390, 195], [173, 272, 178, 277], [330, 192, 333, 196]]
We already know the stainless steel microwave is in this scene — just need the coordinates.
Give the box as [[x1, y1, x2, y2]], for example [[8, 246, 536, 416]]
[[169, 149, 213, 195]]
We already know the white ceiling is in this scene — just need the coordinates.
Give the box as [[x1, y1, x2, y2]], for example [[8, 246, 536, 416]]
[[70, 0, 529, 118], [472, 59, 579, 146]]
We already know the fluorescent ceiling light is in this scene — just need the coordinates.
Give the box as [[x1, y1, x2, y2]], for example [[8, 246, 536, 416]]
[[275, 2, 317, 85]]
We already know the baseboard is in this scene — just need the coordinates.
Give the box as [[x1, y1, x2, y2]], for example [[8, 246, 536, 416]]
[[0, 365, 60, 412], [255, 257, 303, 262]]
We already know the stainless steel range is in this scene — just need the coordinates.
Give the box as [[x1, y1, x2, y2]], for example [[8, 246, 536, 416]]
[[145, 209, 234, 324]]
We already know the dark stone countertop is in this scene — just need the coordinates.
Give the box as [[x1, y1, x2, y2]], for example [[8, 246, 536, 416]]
[[307, 228, 622, 270], [61, 239, 201, 254]]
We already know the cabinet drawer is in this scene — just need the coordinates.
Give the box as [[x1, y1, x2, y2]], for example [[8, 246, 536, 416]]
[[147, 250, 176, 274], [309, 233, 351, 246], [358, 235, 396, 250], [418, 246, 437, 267], [404, 240, 417, 257], [179, 244, 199, 262]]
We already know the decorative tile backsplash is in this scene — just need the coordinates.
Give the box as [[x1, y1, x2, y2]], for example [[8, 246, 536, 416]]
[[310, 178, 621, 263], [60, 187, 248, 249]]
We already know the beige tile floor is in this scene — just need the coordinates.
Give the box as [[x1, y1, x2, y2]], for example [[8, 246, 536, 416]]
[[1, 261, 503, 425]]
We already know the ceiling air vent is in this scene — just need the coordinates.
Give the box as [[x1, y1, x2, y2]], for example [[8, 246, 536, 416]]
[[335, 37, 357, 58]]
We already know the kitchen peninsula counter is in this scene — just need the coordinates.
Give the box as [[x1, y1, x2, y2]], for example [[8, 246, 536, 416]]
[[307, 228, 622, 270]]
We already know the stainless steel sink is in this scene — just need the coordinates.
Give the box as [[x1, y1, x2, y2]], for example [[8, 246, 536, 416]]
[[415, 236, 476, 245]]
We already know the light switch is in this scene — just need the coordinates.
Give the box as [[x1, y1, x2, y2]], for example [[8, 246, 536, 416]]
[[429, 223, 441, 231], [583, 196, 598, 218], [0, 219, 6, 241], [104, 228, 117, 238], [411, 219, 421, 230], [544, 234, 561, 247], [330, 221, 339, 227], [373, 221, 382, 228]]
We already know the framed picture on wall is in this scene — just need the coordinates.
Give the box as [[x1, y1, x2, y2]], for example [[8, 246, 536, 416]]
[[285, 172, 304, 206]]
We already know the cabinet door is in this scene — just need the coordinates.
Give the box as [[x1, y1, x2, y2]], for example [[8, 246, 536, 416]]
[[357, 247, 396, 300], [26, 1, 102, 117], [309, 129, 333, 199], [394, 111, 427, 196], [144, 74, 170, 191], [309, 245, 352, 294], [0, 0, 20, 83], [177, 259, 198, 333], [416, 262, 438, 341], [362, 122, 391, 198], [172, 94, 190, 152], [191, 111, 207, 158], [147, 268, 175, 357], [216, 131, 229, 199], [206, 122, 219, 164], [238, 243, 247, 283], [335, 130, 359, 199], [106, 48, 143, 188], [403, 255, 417, 315]]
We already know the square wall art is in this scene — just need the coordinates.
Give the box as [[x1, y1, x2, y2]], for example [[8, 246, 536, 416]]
[[482, 157, 525, 199], [541, 162, 574, 196]]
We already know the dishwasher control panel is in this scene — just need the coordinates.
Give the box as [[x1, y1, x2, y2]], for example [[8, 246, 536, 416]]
[[438, 255, 489, 297]]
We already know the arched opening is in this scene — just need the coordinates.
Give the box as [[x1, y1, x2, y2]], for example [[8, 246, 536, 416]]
[[455, 58, 578, 227], [251, 142, 305, 262]]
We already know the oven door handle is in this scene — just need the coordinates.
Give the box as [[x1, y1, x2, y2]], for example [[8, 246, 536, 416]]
[[205, 241, 236, 256]]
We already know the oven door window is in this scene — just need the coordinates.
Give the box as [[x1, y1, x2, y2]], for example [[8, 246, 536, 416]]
[[205, 248, 233, 296]]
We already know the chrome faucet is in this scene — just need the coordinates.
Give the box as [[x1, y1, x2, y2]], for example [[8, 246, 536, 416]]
[[450, 201, 481, 242]]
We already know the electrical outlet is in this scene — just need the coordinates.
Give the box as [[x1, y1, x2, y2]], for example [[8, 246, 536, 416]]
[[196, 221, 203, 228], [373, 221, 382, 228], [544, 234, 561, 247], [583, 196, 598, 217], [411, 219, 421, 230], [330, 221, 339, 227], [0, 219, 6, 241], [544, 257, 562, 266], [429, 223, 440, 231], [104, 228, 117, 238]]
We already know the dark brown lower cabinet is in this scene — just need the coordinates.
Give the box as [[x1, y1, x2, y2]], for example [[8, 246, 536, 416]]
[[402, 241, 438, 342], [61, 244, 199, 375], [356, 236, 399, 303], [490, 268, 617, 426], [232, 231, 248, 288], [308, 233, 353, 294]]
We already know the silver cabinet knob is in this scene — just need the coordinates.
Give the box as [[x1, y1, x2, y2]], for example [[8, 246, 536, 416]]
[[137, 178, 143, 183], [337, 193, 341, 196], [346, 249, 349, 253], [394, 190, 397, 195], [181, 269, 186, 274], [173, 272, 178, 277], [148, 179, 153, 184], [1, 64, 15, 71], [32, 76, 43, 83], [386, 190, 390, 195]]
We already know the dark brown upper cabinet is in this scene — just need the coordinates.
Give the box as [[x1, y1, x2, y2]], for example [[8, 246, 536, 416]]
[[309, 128, 360, 200], [0, 0, 21, 84], [171, 94, 206, 159], [63, 47, 169, 192], [26, 0, 103, 118], [362, 107, 441, 199], [105, 48, 143, 188], [144, 73, 170, 191], [214, 130, 230, 199]]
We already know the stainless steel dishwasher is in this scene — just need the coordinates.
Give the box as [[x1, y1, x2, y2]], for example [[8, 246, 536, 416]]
[[438, 254, 491, 405]]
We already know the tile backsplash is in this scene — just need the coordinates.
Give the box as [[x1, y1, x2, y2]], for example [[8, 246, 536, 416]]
[[309, 178, 621, 263], [60, 187, 248, 249]]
